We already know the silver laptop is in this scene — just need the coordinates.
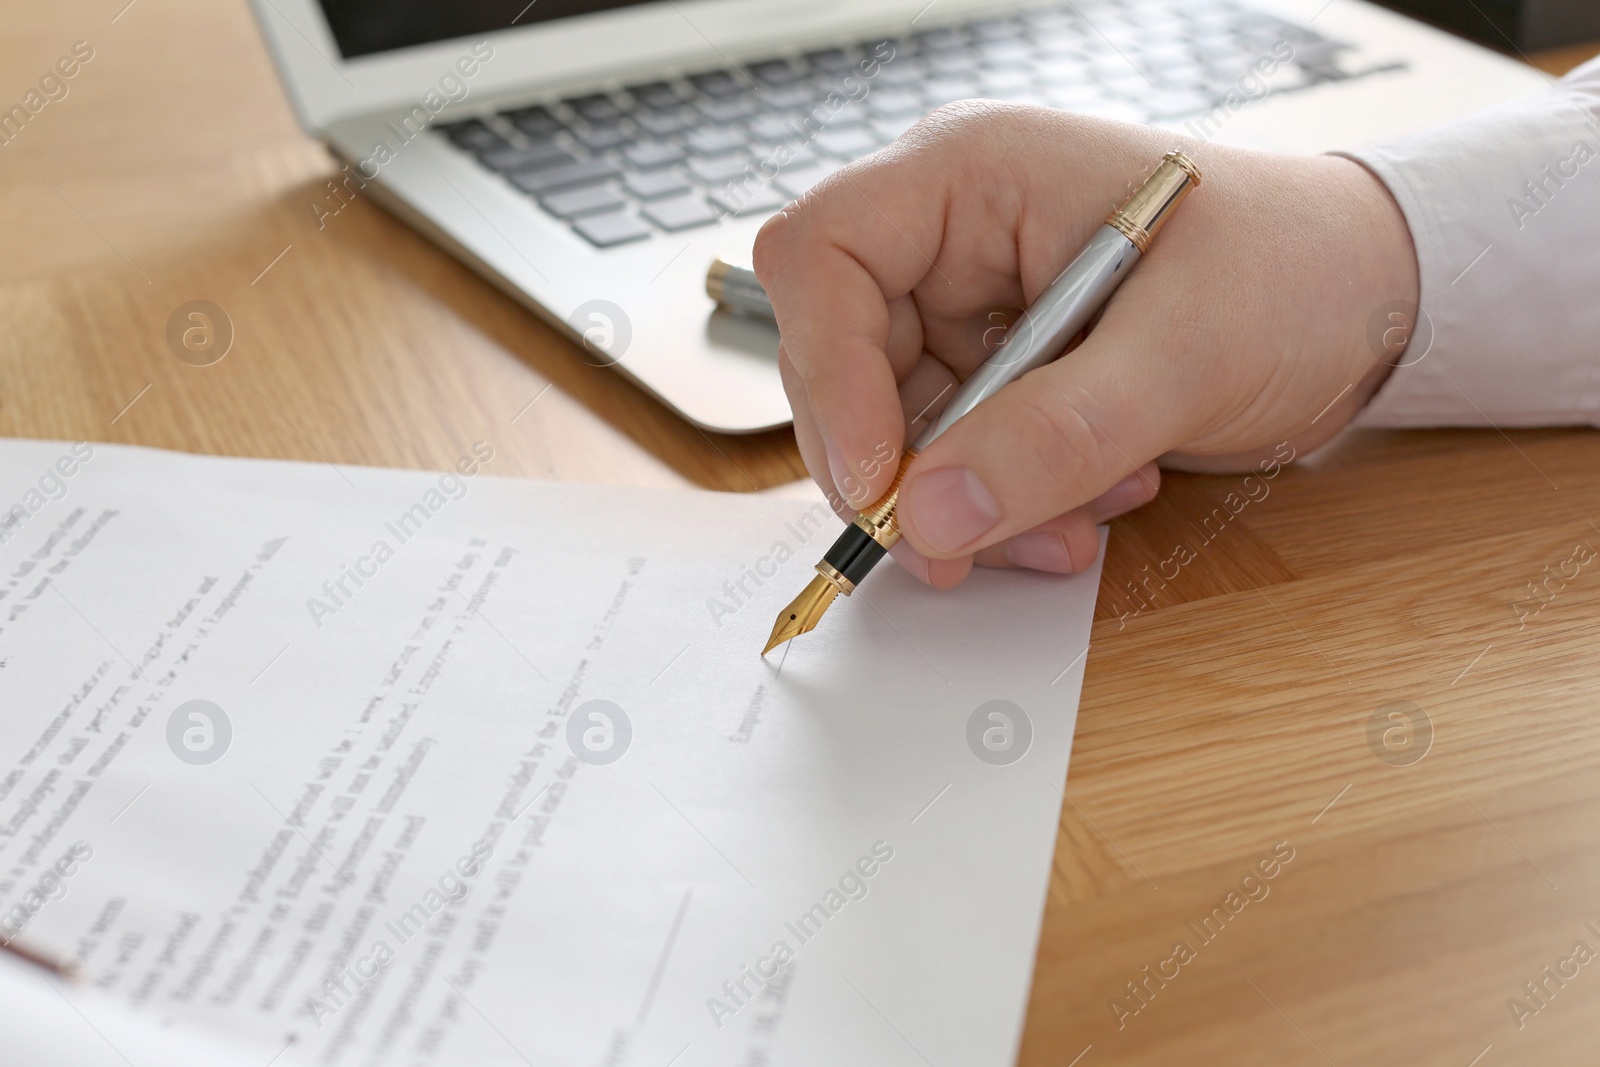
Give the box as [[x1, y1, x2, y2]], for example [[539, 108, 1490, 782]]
[[251, 0, 1547, 433]]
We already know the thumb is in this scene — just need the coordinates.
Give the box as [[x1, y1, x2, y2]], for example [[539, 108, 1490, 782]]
[[895, 336, 1188, 558]]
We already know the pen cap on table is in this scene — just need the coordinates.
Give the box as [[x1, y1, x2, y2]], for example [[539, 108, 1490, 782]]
[[1106, 151, 1202, 253]]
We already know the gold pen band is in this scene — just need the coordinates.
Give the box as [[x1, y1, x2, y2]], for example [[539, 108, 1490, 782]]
[[706, 256, 775, 319], [1105, 150, 1202, 254], [815, 559, 855, 595], [705, 257, 731, 299], [850, 449, 917, 550]]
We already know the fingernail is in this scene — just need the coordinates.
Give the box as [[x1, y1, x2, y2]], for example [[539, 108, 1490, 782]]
[[905, 466, 1000, 553], [1091, 472, 1152, 519], [1004, 532, 1075, 573]]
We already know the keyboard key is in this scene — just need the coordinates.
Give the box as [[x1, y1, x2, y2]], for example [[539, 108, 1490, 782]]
[[540, 183, 627, 219], [870, 89, 934, 119], [477, 143, 578, 172], [686, 127, 746, 156], [502, 105, 562, 137], [805, 104, 869, 131], [813, 125, 883, 159], [977, 38, 1034, 64], [697, 95, 759, 122], [922, 75, 981, 106], [760, 141, 819, 167], [968, 15, 1025, 39], [1035, 61, 1095, 87], [1074, 98, 1152, 123], [803, 48, 855, 73], [572, 123, 631, 151], [1007, 90, 1051, 108], [1188, 28, 1248, 57], [759, 83, 821, 110], [1019, 7, 1077, 30], [1097, 20, 1153, 50], [464, 131, 517, 157], [1144, 89, 1213, 117], [1237, 10, 1293, 35], [773, 161, 839, 198], [634, 108, 694, 136], [1152, 62, 1213, 91], [642, 194, 720, 230], [870, 115, 919, 141], [1099, 69, 1157, 97], [626, 81, 683, 109], [708, 183, 787, 216], [689, 70, 745, 96], [624, 168, 692, 200], [1090, 52, 1139, 79], [439, 119, 506, 152], [623, 140, 685, 169], [509, 159, 619, 194], [1044, 85, 1120, 110], [910, 27, 966, 52], [748, 113, 804, 141], [750, 59, 802, 84], [572, 210, 653, 247], [1034, 34, 1090, 61], [687, 153, 754, 184], [564, 93, 624, 123], [1186, 8, 1243, 34], [1141, 40, 1202, 68], [923, 50, 982, 75], [874, 61, 927, 87], [979, 69, 1037, 96]]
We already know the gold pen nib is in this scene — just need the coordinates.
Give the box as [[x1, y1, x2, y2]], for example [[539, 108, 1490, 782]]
[[762, 454, 913, 656], [762, 574, 840, 656]]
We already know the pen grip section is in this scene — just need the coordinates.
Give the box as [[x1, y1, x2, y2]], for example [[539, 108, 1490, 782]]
[[822, 524, 888, 591]]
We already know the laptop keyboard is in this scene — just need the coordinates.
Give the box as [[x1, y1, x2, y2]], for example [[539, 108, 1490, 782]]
[[436, 0, 1388, 249]]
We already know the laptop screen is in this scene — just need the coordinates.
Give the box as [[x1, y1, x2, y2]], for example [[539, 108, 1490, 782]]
[[318, 0, 661, 59]]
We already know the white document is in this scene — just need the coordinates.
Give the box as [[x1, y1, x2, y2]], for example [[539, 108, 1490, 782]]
[[0, 439, 1099, 1067]]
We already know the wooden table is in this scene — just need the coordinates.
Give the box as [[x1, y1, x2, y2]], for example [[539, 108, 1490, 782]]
[[3, 4, 1595, 1063]]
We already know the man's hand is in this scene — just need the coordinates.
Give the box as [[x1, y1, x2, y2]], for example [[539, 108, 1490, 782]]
[[753, 103, 1419, 588]]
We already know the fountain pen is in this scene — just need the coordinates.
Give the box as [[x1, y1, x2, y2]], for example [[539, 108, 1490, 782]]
[[762, 150, 1202, 655]]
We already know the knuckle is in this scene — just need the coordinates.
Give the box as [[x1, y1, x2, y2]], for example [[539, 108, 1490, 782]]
[[903, 105, 978, 155], [751, 209, 802, 284], [916, 98, 1003, 134], [907, 99, 1040, 152], [919, 100, 982, 129]]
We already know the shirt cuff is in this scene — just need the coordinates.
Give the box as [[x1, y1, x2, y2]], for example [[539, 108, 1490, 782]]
[[1335, 57, 1600, 429]]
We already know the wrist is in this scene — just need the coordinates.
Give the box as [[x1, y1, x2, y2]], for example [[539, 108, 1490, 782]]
[[1330, 153, 1419, 401]]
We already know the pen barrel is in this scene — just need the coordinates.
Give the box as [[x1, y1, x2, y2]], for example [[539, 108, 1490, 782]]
[[910, 151, 1200, 452], [911, 225, 1140, 450]]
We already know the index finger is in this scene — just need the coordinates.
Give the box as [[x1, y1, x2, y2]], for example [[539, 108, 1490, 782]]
[[753, 146, 955, 508]]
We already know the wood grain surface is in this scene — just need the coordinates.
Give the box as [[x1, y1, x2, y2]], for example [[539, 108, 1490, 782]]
[[2, 2, 1595, 1064]]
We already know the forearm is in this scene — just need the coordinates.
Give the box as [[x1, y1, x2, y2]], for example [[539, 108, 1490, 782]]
[[1339, 58, 1600, 428]]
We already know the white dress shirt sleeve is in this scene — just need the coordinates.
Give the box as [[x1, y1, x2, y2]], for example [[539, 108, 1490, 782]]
[[1337, 57, 1600, 428]]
